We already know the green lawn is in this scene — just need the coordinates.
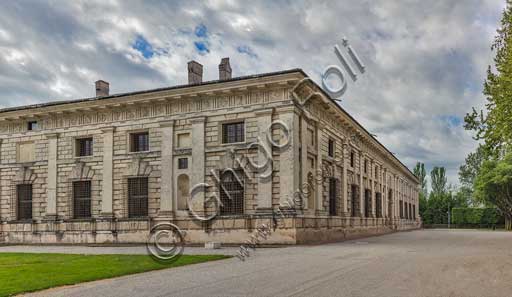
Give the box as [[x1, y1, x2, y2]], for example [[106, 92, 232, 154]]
[[0, 253, 229, 297]]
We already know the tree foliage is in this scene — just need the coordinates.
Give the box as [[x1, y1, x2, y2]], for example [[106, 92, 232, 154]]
[[474, 151, 512, 230], [413, 162, 428, 198], [430, 167, 447, 196], [464, 2, 512, 155]]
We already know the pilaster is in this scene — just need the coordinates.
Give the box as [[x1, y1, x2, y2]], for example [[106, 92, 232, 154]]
[[255, 109, 273, 213], [45, 133, 59, 219], [159, 120, 175, 217], [101, 127, 114, 217]]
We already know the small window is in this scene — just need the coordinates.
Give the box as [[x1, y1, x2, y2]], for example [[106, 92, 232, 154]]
[[128, 177, 148, 217], [307, 129, 314, 146], [375, 166, 378, 178], [73, 181, 91, 219], [178, 158, 188, 169], [364, 160, 368, 173], [27, 121, 38, 131], [328, 139, 335, 157], [222, 122, 244, 144], [350, 151, 355, 167], [17, 184, 32, 220], [130, 132, 149, 152], [76, 138, 93, 157]]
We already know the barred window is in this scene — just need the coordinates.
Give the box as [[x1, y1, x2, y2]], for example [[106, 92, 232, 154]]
[[73, 181, 91, 219], [328, 178, 337, 216], [128, 177, 148, 217], [219, 170, 244, 215], [17, 184, 32, 220], [351, 184, 358, 217], [375, 192, 382, 218], [130, 132, 149, 152], [178, 158, 188, 169], [76, 138, 93, 157], [222, 122, 244, 144], [328, 139, 335, 157], [364, 189, 371, 217]]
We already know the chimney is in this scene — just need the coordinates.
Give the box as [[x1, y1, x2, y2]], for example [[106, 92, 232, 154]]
[[95, 80, 109, 97], [187, 60, 203, 84], [218, 57, 232, 80]]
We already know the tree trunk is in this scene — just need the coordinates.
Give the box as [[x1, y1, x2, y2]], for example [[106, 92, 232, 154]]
[[506, 216, 512, 231]]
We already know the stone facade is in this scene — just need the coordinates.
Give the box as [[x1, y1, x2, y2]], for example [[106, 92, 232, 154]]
[[0, 66, 420, 245]]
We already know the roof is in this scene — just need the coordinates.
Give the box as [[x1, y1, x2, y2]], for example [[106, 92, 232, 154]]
[[0, 68, 417, 182], [0, 68, 306, 114]]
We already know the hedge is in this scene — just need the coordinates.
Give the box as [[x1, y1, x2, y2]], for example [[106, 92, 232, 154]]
[[451, 207, 501, 225]]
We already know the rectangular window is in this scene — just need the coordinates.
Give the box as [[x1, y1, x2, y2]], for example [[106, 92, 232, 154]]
[[399, 200, 403, 218], [130, 132, 149, 152], [364, 160, 368, 173], [17, 184, 32, 220], [307, 128, 314, 146], [364, 189, 371, 218], [329, 178, 337, 216], [222, 122, 244, 144], [351, 184, 358, 217], [413, 205, 416, 220], [76, 137, 93, 157], [178, 158, 188, 169], [328, 139, 335, 157], [73, 181, 91, 219], [219, 170, 244, 215], [27, 121, 38, 131], [376, 192, 382, 218], [350, 151, 355, 167], [375, 166, 378, 179], [128, 177, 148, 217]]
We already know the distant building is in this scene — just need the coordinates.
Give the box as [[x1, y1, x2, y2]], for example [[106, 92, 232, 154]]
[[0, 58, 420, 244]]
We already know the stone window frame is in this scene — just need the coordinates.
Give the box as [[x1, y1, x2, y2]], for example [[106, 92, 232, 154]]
[[219, 120, 246, 145], [70, 179, 93, 219], [9, 166, 37, 222], [120, 157, 154, 218], [66, 162, 96, 220], [176, 132, 191, 149], [327, 138, 335, 158], [127, 129, 150, 153], [74, 136, 94, 158]]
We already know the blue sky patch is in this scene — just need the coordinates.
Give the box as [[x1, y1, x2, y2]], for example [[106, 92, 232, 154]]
[[195, 24, 207, 38], [237, 45, 258, 58], [440, 115, 462, 127], [194, 41, 209, 54], [132, 35, 154, 59]]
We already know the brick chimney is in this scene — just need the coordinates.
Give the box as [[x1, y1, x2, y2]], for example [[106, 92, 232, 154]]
[[187, 60, 203, 84], [95, 80, 109, 97], [218, 57, 232, 80]]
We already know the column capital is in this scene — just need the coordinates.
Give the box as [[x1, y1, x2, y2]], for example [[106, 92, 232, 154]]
[[159, 120, 175, 128], [45, 132, 60, 139], [101, 127, 115, 133], [190, 116, 206, 124]]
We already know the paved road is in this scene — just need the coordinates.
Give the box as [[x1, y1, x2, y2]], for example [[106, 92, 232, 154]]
[[14, 229, 512, 297]]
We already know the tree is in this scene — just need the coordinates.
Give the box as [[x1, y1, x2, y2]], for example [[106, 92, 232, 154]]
[[413, 162, 428, 197], [464, 2, 512, 156], [430, 167, 447, 196], [458, 145, 486, 206], [474, 151, 512, 230]]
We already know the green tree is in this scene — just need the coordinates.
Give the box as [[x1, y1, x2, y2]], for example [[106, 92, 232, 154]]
[[413, 162, 428, 197], [474, 151, 512, 230], [430, 167, 447, 196], [459, 145, 486, 188], [464, 2, 512, 156]]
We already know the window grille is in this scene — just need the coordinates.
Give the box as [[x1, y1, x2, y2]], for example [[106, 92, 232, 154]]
[[364, 189, 371, 217], [76, 138, 93, 157], [178, 158, 188, 169], [73, 181, 91, 219], [128, 177, 148, 217], [329, 178, 337, 216], [17, 184, 32, 220], [130, 132, 149, 152], [388, 189, 393, 217], [219, 170, 244, 215], [351, 184, 358, 217], [222, 122, 244, 144], [375, 192, 382, 218]]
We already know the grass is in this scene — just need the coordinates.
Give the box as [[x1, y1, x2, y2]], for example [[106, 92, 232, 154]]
[[0, 252, 230, 296]]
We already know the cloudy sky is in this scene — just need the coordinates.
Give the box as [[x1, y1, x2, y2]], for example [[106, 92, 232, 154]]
[[0, 0, 505, 187]]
